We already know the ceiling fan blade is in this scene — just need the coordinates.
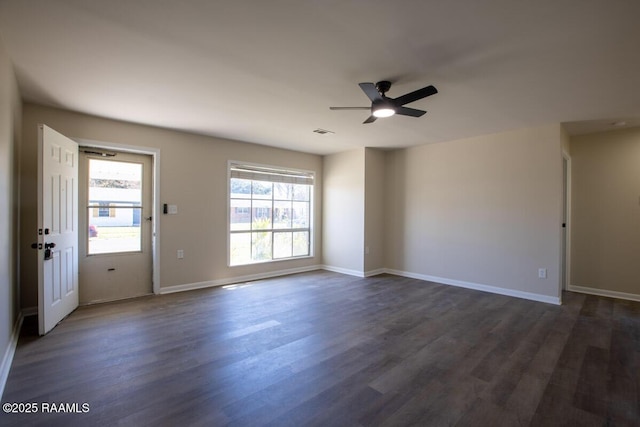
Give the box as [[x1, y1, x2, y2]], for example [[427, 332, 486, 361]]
[[393, 85, 438, 107], [329, 107, 370, 110], [363, 115, 377, 124], [395, 106, 427, 117], [359, 82, 383, 102]]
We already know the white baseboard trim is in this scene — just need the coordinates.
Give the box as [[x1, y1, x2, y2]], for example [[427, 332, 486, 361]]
[[81, 293, 155, 306], [321, 265, 365, 278], [21, 306, 37, 317], [156, 264, 562, 306], [386, 269, 561, 305], [159, 265, 323, 294], [569, 285, 640, 302], [364, 268, 386, 277], [322, 265, 386, 278], [1, 313, 24, 399]]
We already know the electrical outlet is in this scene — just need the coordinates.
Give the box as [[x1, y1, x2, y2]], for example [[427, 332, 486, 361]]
[[538, 268, 547, 279], [177, 249, 184, 259]]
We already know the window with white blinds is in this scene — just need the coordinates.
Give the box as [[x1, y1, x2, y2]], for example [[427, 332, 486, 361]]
[[229, 162, 314, 266]]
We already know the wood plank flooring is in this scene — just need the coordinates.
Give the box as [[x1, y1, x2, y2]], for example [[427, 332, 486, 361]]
[[1, 271, 639, 426]]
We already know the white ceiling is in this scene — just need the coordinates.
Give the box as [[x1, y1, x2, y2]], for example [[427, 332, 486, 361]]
[[1, 0, 640, 155]]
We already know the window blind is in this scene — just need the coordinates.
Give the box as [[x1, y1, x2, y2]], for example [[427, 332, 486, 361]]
[[230, 163, 314, 185]]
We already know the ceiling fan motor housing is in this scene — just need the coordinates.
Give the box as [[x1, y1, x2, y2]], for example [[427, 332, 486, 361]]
[[372, 81, 395, 116], [375, 80, 392, 95]]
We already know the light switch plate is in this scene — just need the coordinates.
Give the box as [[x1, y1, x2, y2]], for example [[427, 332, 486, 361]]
[[168, 205, 178, 215]]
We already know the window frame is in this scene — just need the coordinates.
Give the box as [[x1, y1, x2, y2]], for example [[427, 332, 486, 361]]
[[86, 157, 145, 256], [227, 160, 314, 266]]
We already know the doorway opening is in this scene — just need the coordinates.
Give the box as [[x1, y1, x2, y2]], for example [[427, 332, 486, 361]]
[[76, 140, 160, 304]]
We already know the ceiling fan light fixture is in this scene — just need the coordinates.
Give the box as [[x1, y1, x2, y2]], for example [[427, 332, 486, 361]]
[[330, 81, 436, 124], [373, 107, 395, 118]]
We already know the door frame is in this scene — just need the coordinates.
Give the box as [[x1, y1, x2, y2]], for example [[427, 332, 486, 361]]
[[561, 151, 572, 293], [75, 138, 161, 294]]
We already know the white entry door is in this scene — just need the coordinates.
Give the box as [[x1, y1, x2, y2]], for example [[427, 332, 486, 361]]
[[37, 125, 79, 335]]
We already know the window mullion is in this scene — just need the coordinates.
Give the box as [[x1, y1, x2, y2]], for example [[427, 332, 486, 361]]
[[250, 181, 254, 261], [271, 182, 276, 261], [289, 199, 294, 255]]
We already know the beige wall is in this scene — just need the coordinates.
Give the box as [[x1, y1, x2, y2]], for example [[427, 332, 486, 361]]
[[385, 124, 564, 301], [364, 148, 386, 274], [571, 128, 640, 296], [17, 102, 568, 312], [13, 101, 574, 313], [20, 104, 323, 308], [0, 35, 21, 392], [322, 148, 364, 274]]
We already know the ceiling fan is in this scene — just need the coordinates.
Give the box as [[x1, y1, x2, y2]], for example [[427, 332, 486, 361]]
[[330, 81, 438, 124]]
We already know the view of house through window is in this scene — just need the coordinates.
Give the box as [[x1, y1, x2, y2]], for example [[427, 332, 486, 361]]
[[229, 163, 313, 266], [88, 159, 143, 255]]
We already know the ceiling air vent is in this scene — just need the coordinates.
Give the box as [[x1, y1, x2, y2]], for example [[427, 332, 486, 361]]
[[313, 128, 334, 135]]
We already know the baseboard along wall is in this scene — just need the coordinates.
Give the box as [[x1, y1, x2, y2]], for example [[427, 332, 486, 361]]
[[0, 313, 23, 399], [159, 264, 323, 294], [569, 285, 640, 303]]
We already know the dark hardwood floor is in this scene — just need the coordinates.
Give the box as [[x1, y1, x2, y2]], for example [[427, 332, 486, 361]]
[[1, 271, 639, 426]]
